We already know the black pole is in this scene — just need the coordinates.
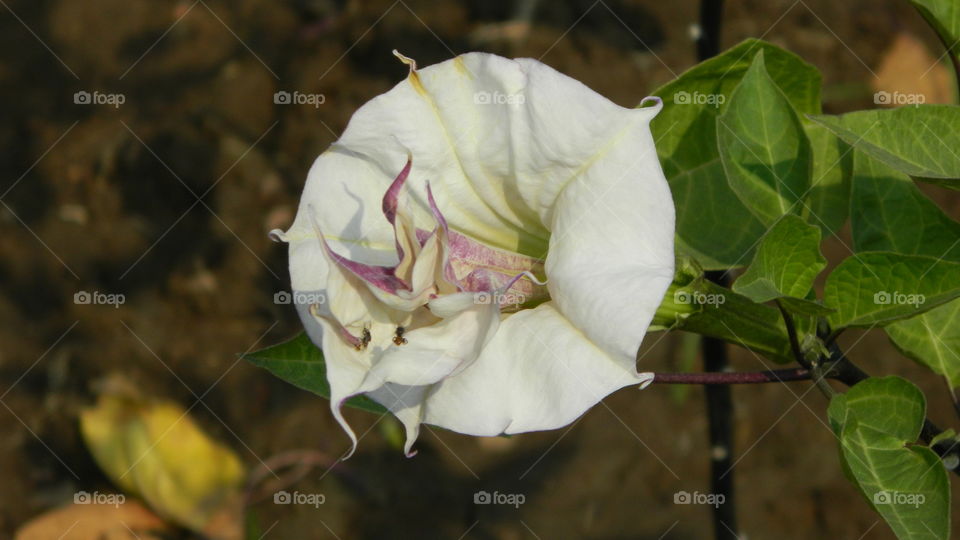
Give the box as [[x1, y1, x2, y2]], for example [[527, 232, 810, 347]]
[[697, 0, 725, 60], [697, 4, 733, 536], [701, 273, 737, 540]]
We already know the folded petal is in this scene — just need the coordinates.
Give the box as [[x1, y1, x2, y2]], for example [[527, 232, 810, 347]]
[[358, 300, 500, 391], [312, 306, 409, 456], [419, 302, 654, 436], [545, 99, 675, 362], [364, 383, 427, 457]]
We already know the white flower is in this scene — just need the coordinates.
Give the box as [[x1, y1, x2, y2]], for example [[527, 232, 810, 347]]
[[272, 51, 675, 456]]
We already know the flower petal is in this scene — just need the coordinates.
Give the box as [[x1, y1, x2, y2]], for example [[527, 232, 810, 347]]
[[358, 299, 500, 390], [283, 52, 674, 259], [545, 99, 675, 362], [364, 383, 426, 457], [418, 302, 654, 436]]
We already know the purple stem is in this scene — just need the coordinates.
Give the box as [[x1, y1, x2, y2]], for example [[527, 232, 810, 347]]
[[651, 368, 813, 385]]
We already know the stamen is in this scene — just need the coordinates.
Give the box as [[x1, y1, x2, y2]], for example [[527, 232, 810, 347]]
[[392, 326, 408, 346], [356, 327, 372, 351]]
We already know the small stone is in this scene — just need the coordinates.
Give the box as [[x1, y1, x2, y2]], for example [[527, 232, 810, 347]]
[[58, 204, 88, 225], [711, 444, 729, 461]]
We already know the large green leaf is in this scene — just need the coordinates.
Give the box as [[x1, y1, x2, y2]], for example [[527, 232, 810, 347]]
[[809, 106, 960, 188], [850, 153, 960, 258], [244, 333, 387, 414], [732, 215, 826, 305], [802, 121, 852, 236], [718, 51, 812, 225], [888, 302, 960, 388], [849, 152, 960, 389], [828, 377, 950, 540], [910, 0, 960, 59], [652, 38, 821, 269], [823, 252, 960, 328]]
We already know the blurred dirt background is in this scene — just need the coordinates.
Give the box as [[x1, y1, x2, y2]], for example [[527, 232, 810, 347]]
[[2, 0, 960, 538]]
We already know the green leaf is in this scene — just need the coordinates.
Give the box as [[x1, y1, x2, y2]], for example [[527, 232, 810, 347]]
[[887, 302, 960, 388], [824, 252, 960, 328], [661, 258, 795, 362], [828, 377, 950, 540], [809, 106, 960, 188], [733, 215, 826, 304], [718, 51, 812, 224], [850, 152, 960, 259], [848, 151, 960, 389], [802, 121, 852, 236], [652, 38, 821, 269], [777, 296, 835, 317], [244, 333, 387, 414], [673, 285, 795, 364], [910, 0, 960, 60]]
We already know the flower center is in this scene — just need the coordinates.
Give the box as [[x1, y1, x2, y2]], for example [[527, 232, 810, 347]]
[[313, 156, 549, 349]]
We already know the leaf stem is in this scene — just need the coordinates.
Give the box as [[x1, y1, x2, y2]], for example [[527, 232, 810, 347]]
[[776, 300, 836, 397], [776, 300, 805, 365], [652, 368, 812, 384]]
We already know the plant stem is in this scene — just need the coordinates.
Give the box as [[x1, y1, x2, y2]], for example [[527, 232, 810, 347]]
[[654, 326, 960, 477], [777, 301, 836, 397], [652, 368, 812, 384]]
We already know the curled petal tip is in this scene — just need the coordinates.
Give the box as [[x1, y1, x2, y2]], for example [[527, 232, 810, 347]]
[[268, 229, 287, 243], [518, 270, 547, 286], [637, 373, 656, 390], [334, 397, 360, 460], [392, 50, 417, 72], [639, 96, 663, 114]]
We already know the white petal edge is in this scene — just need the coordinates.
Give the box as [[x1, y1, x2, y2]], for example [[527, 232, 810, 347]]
[[418, 302, 655, 436]]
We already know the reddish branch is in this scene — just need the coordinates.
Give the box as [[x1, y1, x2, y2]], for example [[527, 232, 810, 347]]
[[651, 368, 813, 385]]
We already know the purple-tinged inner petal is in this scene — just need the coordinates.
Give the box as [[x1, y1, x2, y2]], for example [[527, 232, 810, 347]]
[[310, 207, 408, 294], [323, 238, 409, 294], [382, 155, 412, 225], [322, 156, 549, 326], [425, 182, 448, 232], [415, 228, 547, 299]]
